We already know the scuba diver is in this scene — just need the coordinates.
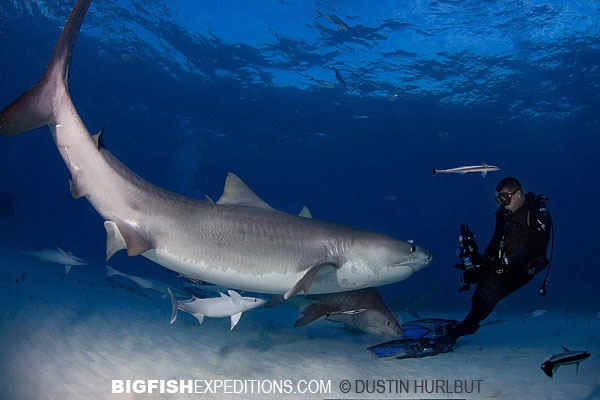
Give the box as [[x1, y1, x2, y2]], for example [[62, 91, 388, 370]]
[[448, 177, 553, 341]]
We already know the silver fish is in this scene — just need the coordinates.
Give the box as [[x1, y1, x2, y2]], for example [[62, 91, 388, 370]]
[[433, 162, 500, 178]]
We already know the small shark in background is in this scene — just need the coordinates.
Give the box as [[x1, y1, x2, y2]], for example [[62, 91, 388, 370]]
[[432, 163, 499, 178], [333, 67, 347, 88], [106, 265, 186, 298], [293, 288, 402, 337], [315, 11, 349, 31], [521, 309, 548, 324], [309, 77, 337, 88], [168, 288, 266, 330], [541, 346, 591, 377], [20, 248, 88, 273]]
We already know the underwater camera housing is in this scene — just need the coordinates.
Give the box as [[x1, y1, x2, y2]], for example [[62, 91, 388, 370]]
[[457, 224, 478, 260], [454, 224, 482, 291]]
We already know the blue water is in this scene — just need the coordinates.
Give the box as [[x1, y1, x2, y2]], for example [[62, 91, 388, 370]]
[[0, 1, 599, 399]]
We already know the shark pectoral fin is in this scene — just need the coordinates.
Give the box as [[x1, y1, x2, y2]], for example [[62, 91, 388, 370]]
[[576, 362, 580, 375], [481, 171, 487, 178], [104, 221, 127, 260], [193, 313, 205, 325], [64, 265, 72, 274], [265, 294, 285, 308], [216, 173, 277, 212], [294, 303, 338, 327], [230, 312, 242, 330], [284, 261, 339, 300], [168, 288, 178, 324], [299, 206, 313, 218], [227, 290, 242, 305]]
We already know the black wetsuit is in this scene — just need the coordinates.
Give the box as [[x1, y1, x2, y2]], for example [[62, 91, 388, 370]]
[[452, 192, 552, 338]]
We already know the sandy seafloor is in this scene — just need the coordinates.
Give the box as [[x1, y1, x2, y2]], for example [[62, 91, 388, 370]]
[[0, 249, 598, 400]]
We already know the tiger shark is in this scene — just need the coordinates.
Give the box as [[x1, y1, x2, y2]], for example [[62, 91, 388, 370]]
[[0, 0, 431, 297]]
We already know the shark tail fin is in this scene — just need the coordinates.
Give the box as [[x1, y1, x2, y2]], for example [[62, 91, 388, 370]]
[[541, 361, 554, 378], [168, 288, 179, 325], [0, 0, 92, 136]]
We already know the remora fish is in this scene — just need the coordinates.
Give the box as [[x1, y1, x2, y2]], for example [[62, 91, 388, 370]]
[[294, 287, 402, 337], [432, 163, 499, 178], [540, 346, 591, 378], [168, 288, 266, 330], [106, 265, 186, 298], [20, 248, 88, 274], [0, 0, 431, 298]]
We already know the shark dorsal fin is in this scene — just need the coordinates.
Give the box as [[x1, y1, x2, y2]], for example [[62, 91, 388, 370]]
[[482, 162, 488, 167], [561, 345, 570, 352], [228, 290, 242, 305], [57, 247, 68, 257], [299, 206, 313, 219], [216, 173, 277, 212]]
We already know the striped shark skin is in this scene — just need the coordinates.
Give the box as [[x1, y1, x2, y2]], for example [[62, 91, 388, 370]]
[[432, 163, 500, 178], [0, 0, 431, 298]]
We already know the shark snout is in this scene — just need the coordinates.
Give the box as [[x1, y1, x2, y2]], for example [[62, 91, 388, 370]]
[[422, 253, 433, 267]]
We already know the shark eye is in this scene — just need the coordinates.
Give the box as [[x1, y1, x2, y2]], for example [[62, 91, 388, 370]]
[[386, 321, 390, 325], [409, 245, 416, 253]]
